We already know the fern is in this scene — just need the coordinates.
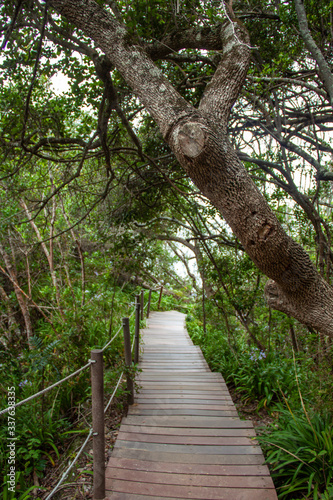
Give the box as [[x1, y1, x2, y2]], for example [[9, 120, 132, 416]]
[[28, 337, 61, 373]]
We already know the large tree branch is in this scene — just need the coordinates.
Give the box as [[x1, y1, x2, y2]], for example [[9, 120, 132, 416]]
[[199, 21, 251, 134], [49, 0, 194, 138], [145, 24, 224, 60], [294, 0, 333, 105]]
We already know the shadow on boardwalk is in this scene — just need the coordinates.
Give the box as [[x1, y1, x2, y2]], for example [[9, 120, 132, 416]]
[[106, 310, 278, 500]]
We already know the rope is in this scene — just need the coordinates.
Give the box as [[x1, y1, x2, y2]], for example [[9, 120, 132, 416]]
[[104, 371, 124, 414], [44, 427, 93, 500], [45, 370, 125, 498], [102, 305, 135, 351], [0, 361, 93, 417], [128, 306, 136, 319], [102, 324, 122, 352]]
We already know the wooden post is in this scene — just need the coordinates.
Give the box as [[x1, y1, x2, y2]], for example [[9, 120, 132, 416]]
[[91, 349, 105, 500], [122, 317, 134, 404], [134, 295, 140, 364], [158, 285, 163, 310], [140, 289, 144, 321], [147, 288, 152, 318]]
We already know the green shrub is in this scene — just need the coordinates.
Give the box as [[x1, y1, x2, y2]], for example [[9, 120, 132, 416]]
[[227, 349, 299, 409], [186, 318, 299, 410], [258, 405, 333, 499]]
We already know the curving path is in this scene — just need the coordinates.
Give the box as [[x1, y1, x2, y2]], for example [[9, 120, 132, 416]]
[[106, 310, 277, 500]]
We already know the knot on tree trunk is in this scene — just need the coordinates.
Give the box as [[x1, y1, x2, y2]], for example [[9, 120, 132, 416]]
[[264, 279, 291, 313], [177, 122, 206, 158]]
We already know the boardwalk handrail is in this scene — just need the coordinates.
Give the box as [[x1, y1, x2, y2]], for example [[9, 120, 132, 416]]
[[0, 361, 93, 416], [1, 286, 163, 500]]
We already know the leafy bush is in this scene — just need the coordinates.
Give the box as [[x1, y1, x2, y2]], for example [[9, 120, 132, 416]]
[[258, 405, 333, 499], [186, 318, 300, 409], [227, 349, 298, 409]]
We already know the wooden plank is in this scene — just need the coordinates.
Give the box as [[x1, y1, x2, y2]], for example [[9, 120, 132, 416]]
[[140, 360, 208, 364], [120, 425, 257, 437], [106, 479, 278, 499], [138, 369, 211, 372], [139, 369, 211, 373], [114, 440, 261, 455], [138, 375, 224, 379], [135, 398, 234, 405], [128, 409, 238, 416], [135, 390, 231, 396], [106, 494, 276, 500], [142, 349, 202, 353], [117, 431, 258, 446], [137, 379, 224, 384], [112, 447, 267, 465], [106, 468, 274, 488], [141, 354, 207, 358], [137, 384, 228, 388], [131, 403, 236, 410], [137, 373, 223, 378], [122, 415, 254, 428], [135, 395, 233, 401], [140, 364, 209, 367], [107, 457, 271, 476], [141, 361, 209, 365]]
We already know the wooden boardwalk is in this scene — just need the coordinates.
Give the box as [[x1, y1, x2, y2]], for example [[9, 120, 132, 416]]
[[106, 311, 277, 499]]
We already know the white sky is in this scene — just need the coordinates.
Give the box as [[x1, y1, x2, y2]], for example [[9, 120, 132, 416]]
[[50, 72, 70, 94]]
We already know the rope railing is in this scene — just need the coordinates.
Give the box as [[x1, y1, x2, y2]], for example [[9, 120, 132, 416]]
[[0, 361, 93, 417], [128, 306, 136, 318], [104, 370, 124, 415], [1, 285, 163, 500], [44, 427, 94, 500], [45, 367, 125, 500], [102, 323, 123, 352]]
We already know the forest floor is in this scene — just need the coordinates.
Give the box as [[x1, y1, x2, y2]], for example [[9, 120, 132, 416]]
[[228, 384, 276, 430]]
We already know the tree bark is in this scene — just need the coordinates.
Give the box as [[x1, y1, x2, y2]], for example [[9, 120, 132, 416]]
[[20, 199, 63, 313], [0, 240, 33, 342], [48, 0, 333, 338]]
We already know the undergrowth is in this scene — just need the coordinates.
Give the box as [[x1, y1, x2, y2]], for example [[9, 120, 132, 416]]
[[0, 285, 157, 498], [186, 311, 333, 499]]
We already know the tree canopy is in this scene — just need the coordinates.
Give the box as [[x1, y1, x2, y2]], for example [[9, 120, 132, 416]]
[[0, 0, 333, 337]]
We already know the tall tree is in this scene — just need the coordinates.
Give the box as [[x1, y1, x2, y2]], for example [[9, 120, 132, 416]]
[[1, 0, 333, 336], [46, 0, 333, 337]]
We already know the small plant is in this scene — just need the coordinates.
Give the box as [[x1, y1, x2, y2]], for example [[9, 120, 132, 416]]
[[1, 471, 36, 500], [227, 350, 298, 409], [258, 404, 333, 499]]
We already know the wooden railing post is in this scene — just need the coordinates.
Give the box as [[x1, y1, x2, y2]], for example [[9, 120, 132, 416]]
[[158, 285, 163, 310], [122, 317, 134, 404], [90, 349, 105, 500], [140, 289, 144, 321], [134, 295, 140, 364], [147, 288, 152, 318]]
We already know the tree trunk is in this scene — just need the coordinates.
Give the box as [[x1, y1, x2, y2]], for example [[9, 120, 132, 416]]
[[49, 0, 333, 338], [20, 199, 63, 314], [0, 241, 33, 342]]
